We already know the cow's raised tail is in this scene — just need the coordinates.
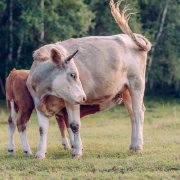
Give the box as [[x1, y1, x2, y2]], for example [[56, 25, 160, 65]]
[[110, 0, 151, 52]]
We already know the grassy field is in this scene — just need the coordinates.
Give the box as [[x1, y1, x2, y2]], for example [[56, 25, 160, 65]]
[[0, 98, 180, 179]]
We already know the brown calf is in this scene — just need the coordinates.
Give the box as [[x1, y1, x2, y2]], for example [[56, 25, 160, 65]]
[[5, 69, 101, 155], [6, 69, 34, 155]]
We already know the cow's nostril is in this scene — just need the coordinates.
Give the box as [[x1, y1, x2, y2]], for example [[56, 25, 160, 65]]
[[83, 96, 86, 102]]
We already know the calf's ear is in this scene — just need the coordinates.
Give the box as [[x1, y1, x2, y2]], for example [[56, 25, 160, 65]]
[[64, 50, 79, 64], [51, 48, 63, 67], [37, 96, 49, 115]]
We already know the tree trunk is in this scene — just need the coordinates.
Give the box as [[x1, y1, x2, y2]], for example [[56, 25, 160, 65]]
[[40, 0, 44, 45], [146, 0, 170, 83], [6, 0, 13, 77], [16, 34, 24, 67], [0, 77, 5, 97], [8, 0, 13, 63]]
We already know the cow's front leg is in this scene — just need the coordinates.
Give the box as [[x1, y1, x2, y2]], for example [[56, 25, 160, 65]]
[[65, 103, 82, 158], [36, 108, 49, 159]]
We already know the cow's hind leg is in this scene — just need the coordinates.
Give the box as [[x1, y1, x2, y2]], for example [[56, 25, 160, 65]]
[[17, 110, 33, 156], [122, 89, 136, 151], [128, 77, 145, 152]]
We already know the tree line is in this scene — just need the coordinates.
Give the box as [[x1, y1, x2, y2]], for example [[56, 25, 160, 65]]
[[0, 0, 179, 98]]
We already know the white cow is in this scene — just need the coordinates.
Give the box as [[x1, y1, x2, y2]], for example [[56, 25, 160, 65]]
[[27, 0, 151, 159]]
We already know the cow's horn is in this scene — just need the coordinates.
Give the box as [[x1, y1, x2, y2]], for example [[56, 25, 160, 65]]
[[65, 50, 79, 63]]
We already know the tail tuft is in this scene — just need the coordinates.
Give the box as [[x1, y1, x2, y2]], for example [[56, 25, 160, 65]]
[[110, 0, 151, 52]]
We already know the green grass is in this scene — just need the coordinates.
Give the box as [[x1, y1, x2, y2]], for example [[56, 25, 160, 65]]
[[0, 99, 180, 179]]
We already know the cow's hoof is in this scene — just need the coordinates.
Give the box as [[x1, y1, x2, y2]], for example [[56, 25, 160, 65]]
[[72, 148, 82, 158], [36, 151, 46, 159], [62, 144, 70, 150], [37, 156, 45, 160], [135, 148, 143, 153], [62, 138, 70, 150], [36, 155, 46, 160], [24, 150, 33, 156], [72, 153, 82, 158], [8, 149, 14, 156], [129, 146, 143, 153]]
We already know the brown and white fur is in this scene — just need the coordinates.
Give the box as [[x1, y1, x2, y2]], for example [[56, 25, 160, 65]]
[[6, 69, 73, 155]]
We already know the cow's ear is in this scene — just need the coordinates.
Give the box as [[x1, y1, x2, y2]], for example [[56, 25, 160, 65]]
[[51, 48, 63, 66], [64, 50, 79, 64]]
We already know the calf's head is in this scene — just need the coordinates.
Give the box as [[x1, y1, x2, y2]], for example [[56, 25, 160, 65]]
[[37, 95, 65, 117]]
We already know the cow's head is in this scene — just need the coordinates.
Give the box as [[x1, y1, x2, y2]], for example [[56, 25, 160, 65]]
[[47, 47, 86, 104], [30, 45, 86, 105]]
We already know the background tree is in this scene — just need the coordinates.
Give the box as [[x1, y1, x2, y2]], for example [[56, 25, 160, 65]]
[[0, 0, 180, 98], [138, 0, 180, 95], [0, 0, 94, 98], [85, 0, 142, 35]]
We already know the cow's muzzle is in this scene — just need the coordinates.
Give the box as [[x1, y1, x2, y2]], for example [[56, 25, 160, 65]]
[[75, 95, 87, 104]]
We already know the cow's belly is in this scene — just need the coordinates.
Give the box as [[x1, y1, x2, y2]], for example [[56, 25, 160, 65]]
[[81, 72, 127, 105], [75, 53, 128, 105]]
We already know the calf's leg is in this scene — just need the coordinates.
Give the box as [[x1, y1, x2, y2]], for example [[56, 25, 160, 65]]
[[8, 115, 16, 155], [16, 110, 33, 155], [54, 104, 103, 154], [62, 109, 75, 148], [55, 113, 70, 149], [7, 100, 16, 155]]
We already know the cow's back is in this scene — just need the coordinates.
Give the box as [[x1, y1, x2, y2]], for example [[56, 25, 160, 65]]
[[60, 35, 147, 104]]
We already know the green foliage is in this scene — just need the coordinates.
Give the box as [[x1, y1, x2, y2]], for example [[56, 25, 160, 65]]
[[0, 0, 94, 84], [0, 0, 5, 12], [140, 0, 180, 94], [0, 0, 180, 97], [86, 0, 142, 35], [20, 0, 95, 42]]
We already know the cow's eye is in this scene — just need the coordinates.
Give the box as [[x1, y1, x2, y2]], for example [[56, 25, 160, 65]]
[[70, 73, 76, 80]]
